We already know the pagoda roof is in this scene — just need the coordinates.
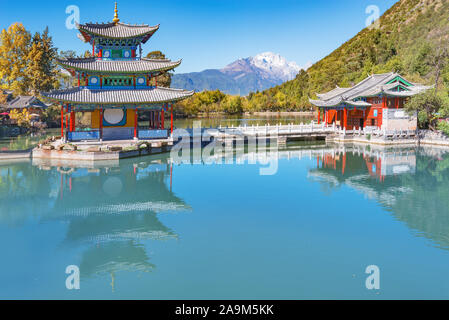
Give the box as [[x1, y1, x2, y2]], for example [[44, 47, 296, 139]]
[[77, 22, 159, 43], [310, 73, 433, 108], [56, 57, 181, 74], [42, 87, 194, 105]]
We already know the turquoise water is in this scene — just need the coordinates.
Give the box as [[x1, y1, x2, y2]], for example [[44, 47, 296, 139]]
[[0, 129, 59, 151], [1, 143, 449, 299]]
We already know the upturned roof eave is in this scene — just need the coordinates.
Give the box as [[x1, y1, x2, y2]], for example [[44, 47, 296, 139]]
[[41, 96, 193, 106], [309, 98, 371, 108], [77, 23, 160, 41], [55, 59, 182, 75], [41, 88, 195, 106]]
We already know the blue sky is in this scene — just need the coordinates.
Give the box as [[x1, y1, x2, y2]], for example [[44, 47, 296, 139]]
[[0, 0, 398, 73]]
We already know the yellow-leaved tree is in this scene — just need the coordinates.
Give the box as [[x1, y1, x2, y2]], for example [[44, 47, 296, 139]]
[[0, 23, 31, 94], [9, 109, 31, 128]]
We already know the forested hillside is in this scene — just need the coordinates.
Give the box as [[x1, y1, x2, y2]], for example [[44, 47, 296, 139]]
[[247, 0, 449, 111]]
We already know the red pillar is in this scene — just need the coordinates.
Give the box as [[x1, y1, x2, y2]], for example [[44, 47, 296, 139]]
[[380, 97, 386, 129], [92, 40, 95, 57], [65, 106, 68, 129], [60, 104, 64, 138], [170, 104, 174, 134], [161, 107, 165, 130], [70, 110, 75, 132], [134, 108, 138, 138], [343, 108, 348, 129], [317, 108, 321, 124]]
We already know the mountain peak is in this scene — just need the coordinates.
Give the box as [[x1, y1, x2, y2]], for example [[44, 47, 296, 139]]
[[221, 52, 301, 82], [172, 52, 303, 96], [250, 52, 301, 82]]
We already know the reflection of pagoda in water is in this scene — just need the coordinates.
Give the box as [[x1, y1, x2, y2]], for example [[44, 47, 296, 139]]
[[0, 155, 189, 289], [51, 156, 188, 283]]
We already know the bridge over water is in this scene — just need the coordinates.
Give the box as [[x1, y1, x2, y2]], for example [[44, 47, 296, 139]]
[[180, 123, 418, 144]]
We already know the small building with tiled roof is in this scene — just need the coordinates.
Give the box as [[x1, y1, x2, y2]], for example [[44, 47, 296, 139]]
[[42, 3, 193, 142], [310, 73, 432, 131], [4, 96, 49, 111]]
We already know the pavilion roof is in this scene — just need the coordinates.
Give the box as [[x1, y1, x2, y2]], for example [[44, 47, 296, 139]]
[[42, 87, 194, 105], [56, 57, 181, 74], [310, 72, 433, 108], [4, 96, 49, 110], [77, 22, 159, 43]]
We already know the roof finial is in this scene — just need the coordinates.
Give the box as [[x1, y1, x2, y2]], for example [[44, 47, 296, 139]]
[[113, 2, 120, 24]]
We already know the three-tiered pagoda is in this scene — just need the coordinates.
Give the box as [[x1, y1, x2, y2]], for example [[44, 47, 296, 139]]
[[43, 3, 193, 142]]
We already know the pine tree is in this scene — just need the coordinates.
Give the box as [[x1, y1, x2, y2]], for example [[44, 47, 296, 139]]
[[40, 27, 59, 91], [25, 28, 59, 95]]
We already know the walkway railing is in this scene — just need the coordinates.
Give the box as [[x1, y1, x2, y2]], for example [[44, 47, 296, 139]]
[[217, 123, 336, 136], [211, 123, 418, 139]]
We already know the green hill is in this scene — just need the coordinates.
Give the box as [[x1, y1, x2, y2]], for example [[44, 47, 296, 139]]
[[248, 0, 449, 111]]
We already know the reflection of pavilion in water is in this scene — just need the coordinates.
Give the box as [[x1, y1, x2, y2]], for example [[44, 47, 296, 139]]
[[314, 144, 416, 181], [309, 144, 449, 251], [2, 155, 189, 289], [309, 144, 417, 205]]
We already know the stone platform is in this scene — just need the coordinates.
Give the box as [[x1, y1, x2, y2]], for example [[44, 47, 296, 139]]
[[32, 138, 174, 161]]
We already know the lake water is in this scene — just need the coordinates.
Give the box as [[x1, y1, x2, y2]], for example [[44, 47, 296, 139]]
[[1, 142, 449, 299]]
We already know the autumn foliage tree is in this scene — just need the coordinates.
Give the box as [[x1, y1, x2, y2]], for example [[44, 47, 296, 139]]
[[0, 23, 58, 96], [0, 23, 31, 94]]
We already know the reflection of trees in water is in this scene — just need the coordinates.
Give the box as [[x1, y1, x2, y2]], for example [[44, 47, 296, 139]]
[[0, 162, 59, 226], [391, 151, 449, 250], [310, 145, 449, 251]]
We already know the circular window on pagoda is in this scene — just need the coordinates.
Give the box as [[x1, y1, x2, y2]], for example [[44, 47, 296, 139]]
[[104, 108, 125, 126], [103, 50, 111, 58], [124, 50, 131, 58], [137, 77, 145, 85], [90, 77, 98, 85]]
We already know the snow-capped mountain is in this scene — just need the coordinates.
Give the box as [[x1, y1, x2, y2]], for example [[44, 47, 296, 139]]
[[172, 52, 306, 96], [251, 52, 301, 82]]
